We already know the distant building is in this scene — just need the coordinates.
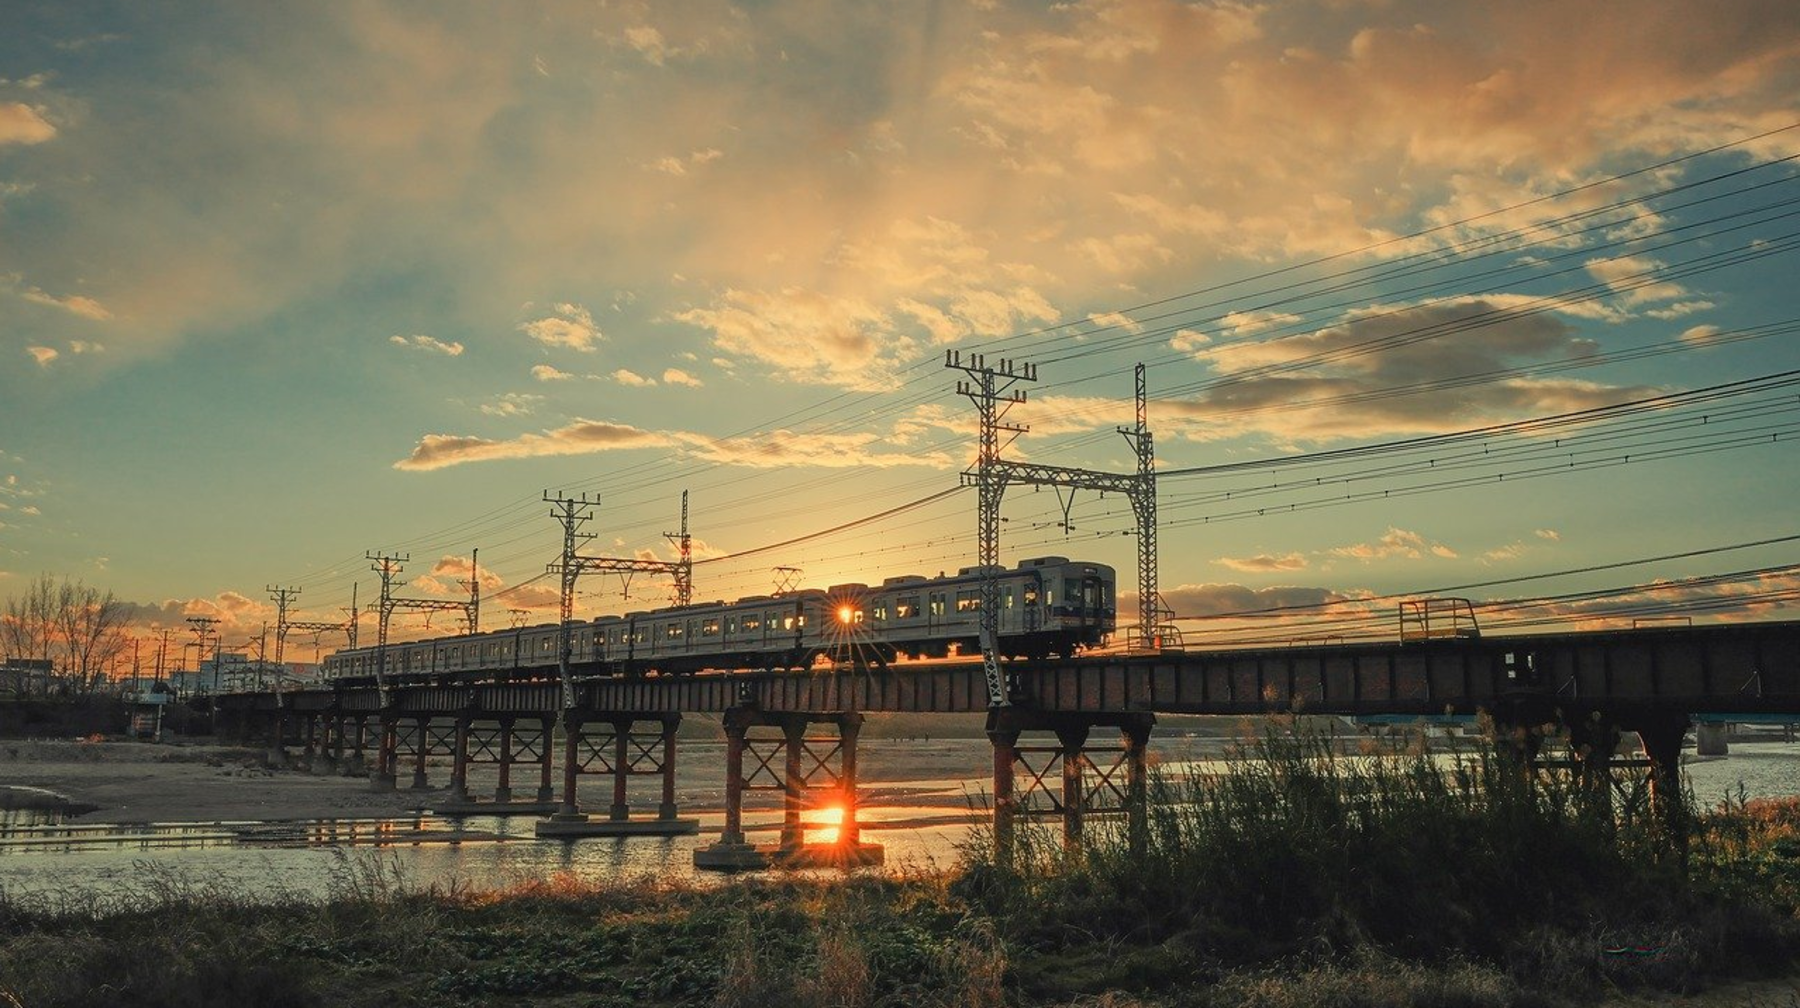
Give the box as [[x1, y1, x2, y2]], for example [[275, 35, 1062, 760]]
[[0, 657, 54, 694]]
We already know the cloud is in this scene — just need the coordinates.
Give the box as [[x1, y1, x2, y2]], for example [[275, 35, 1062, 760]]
[[395, 418, 674, 471], [389, 333, 464, 356], [675, 288, 893, 386], [26, 347, 58, 367], [531, 364, 572, 381], [1150, 582, 1359, 618], [520, 303, 602, 352], [1215, 552, 1308, 573], [1162, 298, 1660, 442], [650, 148, 725, 176], [0, 103, 55, 145], [661, 367, 703, 387], [394, 417, 956, 472], [1330, 527, 1455, 562], [21, 287, 111, 320], [479, 393, 542, 417], [613, 368, 655, 387], [1535, 528, 1561, 541]]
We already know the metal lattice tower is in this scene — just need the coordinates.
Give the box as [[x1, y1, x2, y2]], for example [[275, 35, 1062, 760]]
[[185, 615, 220, 694], [366, 552, 407, 698], [948, 350, 1035, 706], [266, 585, 299, 703], [947, 356, 1168, 704], [458, 549, 482, 635], [1118, 363, 1172, 648], [544, 491, 599, 709], [665, 490, 693, 608]]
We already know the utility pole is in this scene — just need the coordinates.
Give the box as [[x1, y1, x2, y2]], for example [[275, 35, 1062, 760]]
[[153, 628, 171, 687], [344, 583, 359, 650]]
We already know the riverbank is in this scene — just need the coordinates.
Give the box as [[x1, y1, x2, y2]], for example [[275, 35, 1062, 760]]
[[6, 730, 1800, 1007]]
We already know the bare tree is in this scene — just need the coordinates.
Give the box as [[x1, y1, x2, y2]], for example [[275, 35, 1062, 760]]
[[2, 574, 60, 695], [59, 580, 128, 695]]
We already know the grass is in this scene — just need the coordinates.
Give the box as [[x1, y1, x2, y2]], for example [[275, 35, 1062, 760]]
[[4, 720, 1800, 1006]]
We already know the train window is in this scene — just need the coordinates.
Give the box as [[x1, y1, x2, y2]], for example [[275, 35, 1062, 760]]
[[1003, 588, 1016, 609], [1025, 586, 1040, 606], [955, 590, 980, 612], [726, 616, 738, 634], [702, 618, 720, 636], [666, 623, 682, 639], [872, 604, 888, 621], [743, 614, 761, 632], [633, 629, 647, 644], [929, 593, 945, 616], [1045, 587, 1055, 605], [896, 596, 918, 618], [1066, 578, 1089, 605], [783, 614, 795, 630]]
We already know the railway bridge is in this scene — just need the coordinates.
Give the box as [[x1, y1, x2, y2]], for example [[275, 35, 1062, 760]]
[[216, 619, 1800, 870]]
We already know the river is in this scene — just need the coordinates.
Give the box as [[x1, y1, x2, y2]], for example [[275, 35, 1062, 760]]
[[3, 736, 1797, 908]]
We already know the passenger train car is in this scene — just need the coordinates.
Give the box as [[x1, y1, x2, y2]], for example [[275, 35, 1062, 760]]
[[321, 556, 1115, 683]]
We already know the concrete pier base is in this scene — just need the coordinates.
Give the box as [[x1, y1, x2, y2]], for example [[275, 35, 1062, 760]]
[[1696, 721, 1730, 756], [692, 842, 770, 872]]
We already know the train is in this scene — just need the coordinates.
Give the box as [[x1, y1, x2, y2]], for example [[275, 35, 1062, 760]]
[[320, 556, 1116, 683]]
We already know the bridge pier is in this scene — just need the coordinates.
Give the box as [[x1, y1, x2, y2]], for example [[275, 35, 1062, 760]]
[[694, 707, 881, 871], [495, 717, 515, 801], [265, 711, 288, 769], [370, 714, 399, 791], [537, 715, 556, 803], [344, 714, 368, 778], [1634, 711, 1692, 847], [536, 713, 700, 838], [409, 716, 432, 790], [1696, 721, 1729, 756], [430, 715, 561, 816], [986, 708, 1155, 864], [1563, 712, 1623, 806], [449, 717, 471, 802]]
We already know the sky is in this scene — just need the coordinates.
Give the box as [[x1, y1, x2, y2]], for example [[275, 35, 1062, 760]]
[[3, 0, 1800, 663]]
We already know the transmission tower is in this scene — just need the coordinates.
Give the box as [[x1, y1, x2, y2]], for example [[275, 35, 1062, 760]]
[[544, 491, 599, 709], [267, 585, 299, 702], [947, 353, 1167, 706], [459, 548, 482, 634], [185, 615, 220, 694], [664, 490, 693, 607], [948, 350, 1035, 706], [366, 552, 407, 696]]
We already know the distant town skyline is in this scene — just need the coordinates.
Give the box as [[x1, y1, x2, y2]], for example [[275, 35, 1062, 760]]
[[4, 1, 1799, 655]]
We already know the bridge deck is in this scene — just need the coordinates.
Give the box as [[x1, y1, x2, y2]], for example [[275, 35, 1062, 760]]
[[218, 620, 1800, 719]]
